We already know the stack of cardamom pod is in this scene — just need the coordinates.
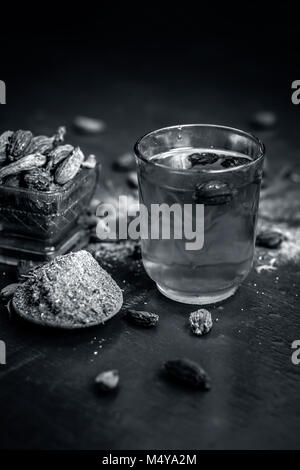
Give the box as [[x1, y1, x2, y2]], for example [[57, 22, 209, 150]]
[[0, 127, 97, 191]]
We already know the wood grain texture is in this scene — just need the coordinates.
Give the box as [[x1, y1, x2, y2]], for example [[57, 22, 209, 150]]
[[0, 38, 299, 450]]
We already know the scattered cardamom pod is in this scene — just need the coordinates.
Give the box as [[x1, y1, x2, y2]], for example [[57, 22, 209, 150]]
[[0, 153, 47, 182], [54, 147, 84, 185], [189, 309, 213, 336], [256, 230, 285, 249], [126, 309, 159, 327], [193, 180, 236, 205], [95, 370, 119, 392], [251, 110, 277, 129], [113, 152, 135, 171], [81, 154, 97, 169], [0, 283, 21, 302], [164, 358, 211, 390], [282, 166, 300, 183], [73, 116, 105, 134], [7, 130, 33, 160], [0, 130, 13, 162]]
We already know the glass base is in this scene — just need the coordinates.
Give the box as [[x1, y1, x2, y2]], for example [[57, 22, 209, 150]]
[[156, 283, 238, 305]]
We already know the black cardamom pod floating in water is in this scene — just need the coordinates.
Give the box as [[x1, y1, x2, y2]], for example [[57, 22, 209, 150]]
[[193, 180, 236, 205], [220, 156, 247, 168], [188, 152, 219, 166]]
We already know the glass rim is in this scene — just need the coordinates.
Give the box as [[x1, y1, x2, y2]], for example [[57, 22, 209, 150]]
[[134, 123, 265, 174]]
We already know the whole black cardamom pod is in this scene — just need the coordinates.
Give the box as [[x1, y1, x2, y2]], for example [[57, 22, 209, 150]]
[[164, 358, 211, 390], [256, 230, 285, 249], [126, 309, 159, 327]]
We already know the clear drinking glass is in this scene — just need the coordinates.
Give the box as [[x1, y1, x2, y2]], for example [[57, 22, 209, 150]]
[[134, 124, 265, 304]]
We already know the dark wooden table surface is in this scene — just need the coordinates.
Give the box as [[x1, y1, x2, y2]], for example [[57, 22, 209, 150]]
[[0, 35, 300, 450]]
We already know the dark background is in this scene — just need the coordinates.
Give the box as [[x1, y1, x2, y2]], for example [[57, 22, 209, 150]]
[[1, 5, 299, 159], [0, 6, 300, 450]]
